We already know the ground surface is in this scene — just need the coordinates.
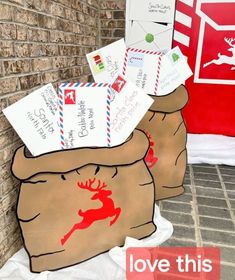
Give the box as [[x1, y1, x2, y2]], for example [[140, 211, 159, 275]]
[[159, 164, 235, 280]]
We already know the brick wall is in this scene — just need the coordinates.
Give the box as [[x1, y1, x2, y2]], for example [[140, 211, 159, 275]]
[[0, 0, 126, 267], [0, 0, 102, 267], [100, 0, 125, 46]]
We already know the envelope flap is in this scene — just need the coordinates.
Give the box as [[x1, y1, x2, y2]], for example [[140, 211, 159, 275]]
[[196, 0, 235, 30]]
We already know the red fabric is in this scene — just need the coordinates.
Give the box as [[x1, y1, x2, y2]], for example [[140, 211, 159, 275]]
[[173, 1, 235, 136]]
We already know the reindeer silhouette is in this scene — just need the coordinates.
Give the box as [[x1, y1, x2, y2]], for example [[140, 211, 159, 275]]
[[65, 91, 75, 103], [61, 178, 121, 245], [203, 37, 235, 70]]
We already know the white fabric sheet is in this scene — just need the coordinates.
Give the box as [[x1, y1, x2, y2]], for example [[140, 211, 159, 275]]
[[187, 134, 235, 166], [0, 205, 173, 280]]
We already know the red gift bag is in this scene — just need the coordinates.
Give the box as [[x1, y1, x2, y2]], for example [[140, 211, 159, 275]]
[[173, 0, 235, 136]]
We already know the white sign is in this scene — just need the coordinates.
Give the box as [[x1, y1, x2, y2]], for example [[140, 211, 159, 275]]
[[129, 0, 176, 24], [3, 84, 60, 156]]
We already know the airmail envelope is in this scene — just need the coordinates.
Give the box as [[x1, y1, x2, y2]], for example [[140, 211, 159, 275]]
[[158, 46, 193, 95], [122, 47, 163, 96], [110, 75, 154, 146], [129, 0, 176, 24], [127, 21, 173, 52], [58, 83, 110, 149], [86, 39, 126, 84], [3, 84, 60, 156]]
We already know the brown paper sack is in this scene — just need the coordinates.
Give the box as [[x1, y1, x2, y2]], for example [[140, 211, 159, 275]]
[[11, 129, 156, 272], [138, 85, 189, 201]]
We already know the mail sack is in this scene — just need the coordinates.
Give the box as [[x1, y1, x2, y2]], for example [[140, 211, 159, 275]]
[[137, 85, 188, 200], [174, 0, 235, 136], [11, 129, 156, 272]]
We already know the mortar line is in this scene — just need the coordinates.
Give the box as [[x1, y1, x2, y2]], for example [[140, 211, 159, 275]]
[[161, 209, 233, 222], [189, 165, 203, 246], [98, 0, 101, 48], [216, 165, 235, 229]]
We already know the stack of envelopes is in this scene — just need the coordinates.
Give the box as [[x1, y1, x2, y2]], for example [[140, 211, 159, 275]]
[[3, 39, 192, 156]]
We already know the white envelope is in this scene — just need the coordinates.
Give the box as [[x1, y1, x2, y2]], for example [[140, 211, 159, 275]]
[[127, 21, 173, 52], [3, 84, 60, 156], [58, 82, 110, 149], [158, 46, 193, 95], [122, 48, 163, 96], [129, 0, 176, 24], [86, 39, 126, 84], [110, 75, 154, 146]]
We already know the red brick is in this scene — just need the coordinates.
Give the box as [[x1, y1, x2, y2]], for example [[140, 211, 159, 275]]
[[101, 29, 112, 37], [64, 8, 77, 21], [113, 11, 125, 19], [15, 43, 29, 57], [116, 20, 125, 28], [38, 14, 57, 29], [0, 99, 8, 114], [0, 161, 12, 184], [0, 140, 22, 167], [29, 0, 51, 12], [101, 38, 116, 47], [16, 25, 28, 41], [7, 0, 24, 5], [100, 19, 116, 28], [28, 28, 49, 42], [0, 3, 13, 21], [113, 28, 125, 37], [27, 11, 39, 26], [0, 77, 19, 96], [77, 12, 85, 23], [14, 8, 28, 24], [64, 33, 76, 44], [100, 1, 125, 10], [1, 188, 18, 214], [56, 18, 74, 32], [0, 41, 14, 58], [19, 74, 41, 90], [0, 114, 11, 133], [50, 2, 65, 18], [0, 128, 19, 150], [3, 60, 31, 75], [55, 0, 71, 8], [0, 23, 16, 40], [52, 57, 68, 69], [59, 68, 74, 80], [87, 0, 99, 9], [7, 91, 27, 106], [41, 71, 60, 83], [0, 61, 4, 77], [28, 43, 42, 57], [100, 10, 112, 19], [71, 0, 82, 10], [59, 45, 76, 56], [42, 45, 59, 56], [32, 58, 52, 71], [50, 30, 65, 43]]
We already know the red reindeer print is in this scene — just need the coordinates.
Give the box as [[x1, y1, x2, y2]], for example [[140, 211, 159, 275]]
[[61, 178, 121, 246], [144, 131, 158, 169]]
